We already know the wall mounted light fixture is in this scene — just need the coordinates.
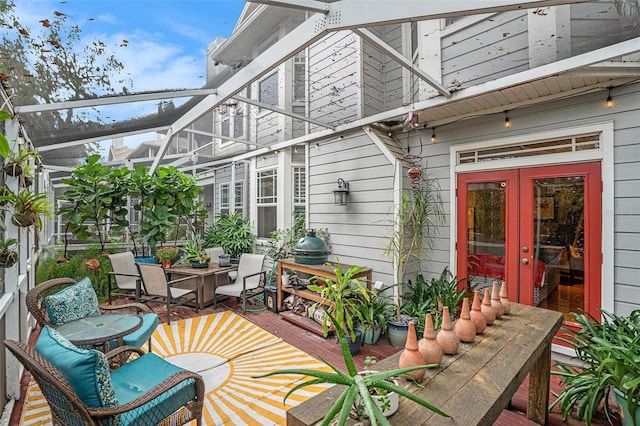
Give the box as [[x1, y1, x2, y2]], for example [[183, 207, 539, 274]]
[[332, 178, 350, 206]]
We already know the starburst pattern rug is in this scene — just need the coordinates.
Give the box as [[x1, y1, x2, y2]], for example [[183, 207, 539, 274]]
[[20, 311, 332, 425]]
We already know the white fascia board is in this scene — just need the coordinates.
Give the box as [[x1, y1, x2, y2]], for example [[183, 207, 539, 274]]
[[249, 0, 329, 13], [183, 128, 266, 147], [152, 15, 329, 172], [352, 28, 451, 98], [233, 95, 334, 129], [328, 0, 591, 30], [230, 37, 640, 162], [15, 89, 217, 114]]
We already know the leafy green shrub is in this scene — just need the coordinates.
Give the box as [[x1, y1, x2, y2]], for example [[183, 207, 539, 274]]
[[36, 246, 115, 302], [203, 212, 255, 258]]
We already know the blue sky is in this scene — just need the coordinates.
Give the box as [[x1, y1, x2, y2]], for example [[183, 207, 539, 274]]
[[15, 0, 247, 91], [13, 0, 247, 152]]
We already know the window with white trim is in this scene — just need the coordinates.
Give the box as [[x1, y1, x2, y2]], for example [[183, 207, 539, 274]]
[[293, 166, 306, 217], [234, 181, 244, 212], [293, 51, 306, 101], [219, 183, 230, 214], [257, 169, 277, 238], [259, 72, 279, 107]]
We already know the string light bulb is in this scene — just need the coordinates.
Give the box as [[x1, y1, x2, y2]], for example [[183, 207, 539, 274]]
[[504, 111, 511, 128], [606, 87, 613, 108], [431, 128, 437, 143]]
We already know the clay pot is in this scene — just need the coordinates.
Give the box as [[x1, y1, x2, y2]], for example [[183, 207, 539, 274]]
[[500, 282, 511, 315], [481, 287, 496, 325], [436, 306, 460, 355], [454, 298, 476, 343], [470, 290, 487, 334], [398, 321, 426, 381], [418, 313, 443, 366], [491, 281, 504, 319]]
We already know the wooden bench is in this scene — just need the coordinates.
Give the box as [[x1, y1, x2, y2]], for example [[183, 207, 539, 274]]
[[287, 303, 563, 425]]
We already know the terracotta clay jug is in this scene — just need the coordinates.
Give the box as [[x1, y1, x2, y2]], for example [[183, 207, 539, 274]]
[[491, 281, 504, 319], [436, 306, 460, 355], [499, 282, 511, 315], [398, 321, 426, 381], [470, 290, 487, 334], [418, 313, 443, 366], [481, 287, 496, 325], [454, 298, 476, 343]]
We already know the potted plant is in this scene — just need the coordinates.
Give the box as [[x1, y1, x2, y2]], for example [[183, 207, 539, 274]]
[[551, 308, 640, 426], [0, 238, 19, 268], [308, 262, 370, 355], [178, 234, 209, 268], [354, 294, 395, 345], [9, 189, 53, 229], [3, 146, 40, 177], [203, 211, 255, 260], [255, 311, 450, 425], [354, 357, 400, 418], [155, 246, 180, 268], [383, 168, 445, 347]]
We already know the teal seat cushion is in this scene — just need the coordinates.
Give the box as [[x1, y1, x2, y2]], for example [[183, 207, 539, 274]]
[[44, 277, 100, 325], [110, 353, 196, 425], [122, 313, 158, 348], [35, 326, 118, 409]]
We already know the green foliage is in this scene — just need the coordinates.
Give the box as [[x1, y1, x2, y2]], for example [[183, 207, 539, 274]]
[[354, 294, 395, 334], [8, 189, 53, 229], [203, 211, 255, 258], [0, 110, 11, 159], [266, 210, 306, 263], [383, 168, 444, 318], [255, 311, 450, 426], [59, 154, 131, 252], [308, 262, 370, 339], [551, 309, 640, 425], [36, 247, 114, 302], [178, 233, 208, 264]]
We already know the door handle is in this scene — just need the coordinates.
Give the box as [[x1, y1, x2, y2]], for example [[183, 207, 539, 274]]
[[521, 258, 529, 265]]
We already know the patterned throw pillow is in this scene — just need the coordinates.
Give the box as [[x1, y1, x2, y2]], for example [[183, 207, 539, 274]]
[[44, 277, 101, 325], [35, 326, 119, 409]]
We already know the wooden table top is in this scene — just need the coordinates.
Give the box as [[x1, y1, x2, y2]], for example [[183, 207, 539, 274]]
[[287, 303, 563, 425]]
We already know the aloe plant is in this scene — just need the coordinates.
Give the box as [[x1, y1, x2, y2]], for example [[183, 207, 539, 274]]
[[255, 311, 450, 426]]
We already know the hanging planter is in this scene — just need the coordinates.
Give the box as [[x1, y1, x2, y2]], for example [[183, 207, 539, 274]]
[[9, 190, 53, 229], [3, 148, 39, 177], [0, 238, 19, 268]]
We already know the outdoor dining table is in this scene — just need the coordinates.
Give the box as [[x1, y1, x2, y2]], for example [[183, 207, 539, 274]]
[[168, 262, 238, 309], [55, 313, 142, 354], [287, 303, 563, 426]]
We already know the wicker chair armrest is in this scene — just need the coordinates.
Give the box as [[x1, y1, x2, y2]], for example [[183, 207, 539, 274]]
[[105, 345, 146, 361], [87, 370, 205, 418], [100, 302, 153, 314]]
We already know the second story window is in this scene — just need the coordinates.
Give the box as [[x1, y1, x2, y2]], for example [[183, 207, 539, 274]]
[[293, 51, 306, 101], [219, 183, 230, 214], [259, 72, 279, 107], [234, 181, 244, 212]]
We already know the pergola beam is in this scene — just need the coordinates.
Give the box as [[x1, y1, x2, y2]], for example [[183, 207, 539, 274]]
[[246, 0, 330, 13], [233, 95, 335, 129], [352, 28, 451, 98]]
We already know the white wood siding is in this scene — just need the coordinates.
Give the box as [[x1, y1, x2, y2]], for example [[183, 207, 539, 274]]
[[309, 130, 396, 286], [309, 31, 360, 130], [407, 82, 640, 315]]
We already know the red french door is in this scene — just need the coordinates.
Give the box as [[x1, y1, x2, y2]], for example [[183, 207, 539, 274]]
[[456, 162, 602, 323]]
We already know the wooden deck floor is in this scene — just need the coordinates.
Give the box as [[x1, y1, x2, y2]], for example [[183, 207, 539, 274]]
[[11, 296, 621, 425]]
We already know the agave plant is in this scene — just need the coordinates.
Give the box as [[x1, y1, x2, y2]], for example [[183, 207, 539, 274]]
[[255, 311, 449, 426]]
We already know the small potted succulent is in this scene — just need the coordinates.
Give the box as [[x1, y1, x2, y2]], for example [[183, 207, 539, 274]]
[[155, 246, 180, 268], [179, 234, 210, 268]]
